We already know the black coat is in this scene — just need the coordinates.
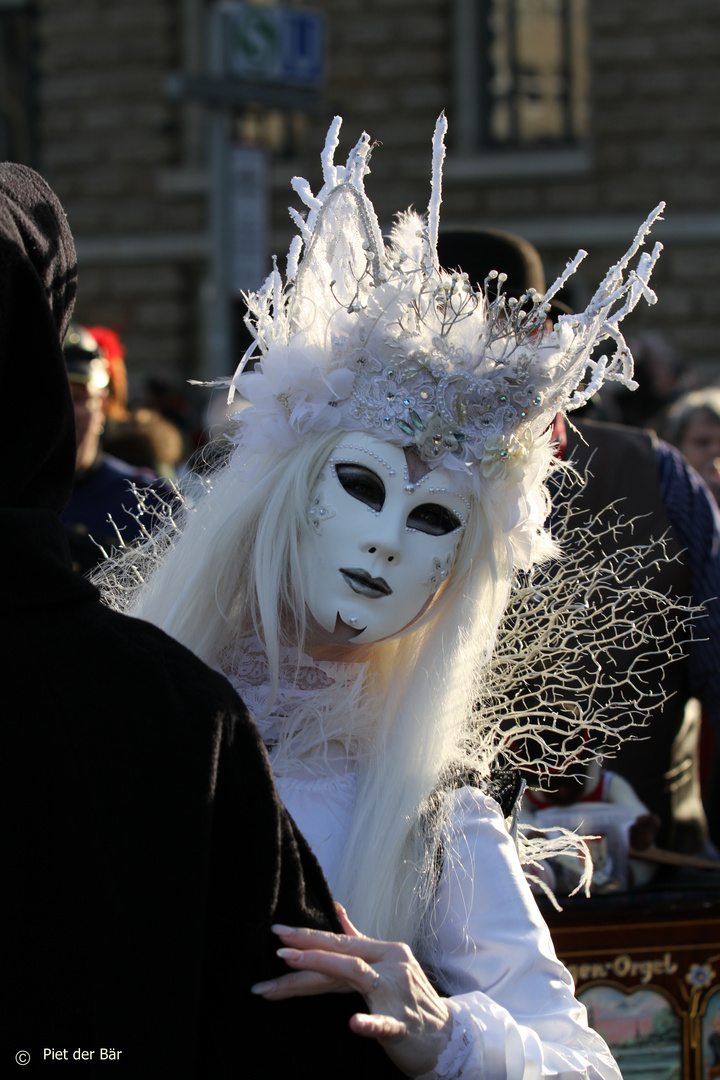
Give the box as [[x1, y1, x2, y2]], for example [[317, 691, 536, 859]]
[[2, 164, 401, 1078]]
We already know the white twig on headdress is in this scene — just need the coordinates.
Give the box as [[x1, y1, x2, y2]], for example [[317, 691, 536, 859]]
[[321, 115, 343, 188], [542, 249, 587, 306], [345, 130, 373, 191], [588, 202, 665, 317], [286, 234, 304, 282], [427, 112, 447, 261], [290, 177, 322, 213]]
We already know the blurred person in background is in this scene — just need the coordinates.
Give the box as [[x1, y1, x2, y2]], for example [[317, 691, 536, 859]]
[[144, 372, 206, 462], [605, 330, 693, 428], [437, 226, 720, 867], [660, 386, 720, 854], [661, 387, 720, 506], [104, 406, 185, 480], [85, 323, 130, 429], [62, 322, 167, 572], [83, 326, 186, 479]]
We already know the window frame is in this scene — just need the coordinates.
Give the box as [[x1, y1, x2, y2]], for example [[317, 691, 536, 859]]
[[450, 0, 592, 180]]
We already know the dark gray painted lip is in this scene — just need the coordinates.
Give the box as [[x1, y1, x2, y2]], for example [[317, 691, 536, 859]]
[[340, 567, 392, 597]]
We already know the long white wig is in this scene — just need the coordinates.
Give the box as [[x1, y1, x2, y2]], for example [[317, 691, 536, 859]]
[[102, 422, 558, 961]]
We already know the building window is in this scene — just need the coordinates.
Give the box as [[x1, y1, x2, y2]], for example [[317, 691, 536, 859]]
[[484, 0, 588, 145], [0, 0, 36, 165], [453, 0, 588, 158]]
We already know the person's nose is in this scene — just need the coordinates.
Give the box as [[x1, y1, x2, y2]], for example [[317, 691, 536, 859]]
[[359, 515, 404, 565]]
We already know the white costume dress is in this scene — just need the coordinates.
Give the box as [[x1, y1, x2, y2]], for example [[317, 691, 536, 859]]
[[274, 758, 620, 1080], [230, 648, 620, 1080]]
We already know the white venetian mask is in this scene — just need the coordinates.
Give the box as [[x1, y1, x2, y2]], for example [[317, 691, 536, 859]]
[[299, 434, 469, 645]]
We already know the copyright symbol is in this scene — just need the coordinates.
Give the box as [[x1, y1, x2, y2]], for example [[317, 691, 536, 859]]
[[15, 1051, 30, 1065]]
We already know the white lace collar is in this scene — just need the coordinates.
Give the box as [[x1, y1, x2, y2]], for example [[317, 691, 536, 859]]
[[220, 637, 372, 768]]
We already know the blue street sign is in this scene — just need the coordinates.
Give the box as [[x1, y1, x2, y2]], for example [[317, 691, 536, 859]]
[[224, 3, 325, 86]]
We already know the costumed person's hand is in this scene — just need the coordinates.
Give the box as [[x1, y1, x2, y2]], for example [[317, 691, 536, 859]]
[[251, 905, 453, 1078]]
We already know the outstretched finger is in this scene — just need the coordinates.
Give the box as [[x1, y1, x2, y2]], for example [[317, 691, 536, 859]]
[[335, 903, 363, 938], [271, 923, 384, 963], [276, 945, 381, 993], [250, 969, 339, 1000]]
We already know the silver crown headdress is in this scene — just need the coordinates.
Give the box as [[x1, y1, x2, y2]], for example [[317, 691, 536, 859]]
[[228, 115, 663, 563]]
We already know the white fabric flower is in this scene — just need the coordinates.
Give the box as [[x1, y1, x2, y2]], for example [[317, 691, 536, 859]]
[[237, 344, 355, 451], [481, 429, 534, 482]]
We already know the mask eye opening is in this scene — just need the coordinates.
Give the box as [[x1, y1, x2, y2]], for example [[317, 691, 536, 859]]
[[407, 503, 463, 536], [334, 462, 385, 512]]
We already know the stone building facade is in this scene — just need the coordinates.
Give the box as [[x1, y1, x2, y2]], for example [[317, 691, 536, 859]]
[[4, 0, 719, 393], [33, 0, 208, 383]]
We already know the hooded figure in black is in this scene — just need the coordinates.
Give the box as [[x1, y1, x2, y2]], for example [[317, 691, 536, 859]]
[[3, 166, 402, 1076]]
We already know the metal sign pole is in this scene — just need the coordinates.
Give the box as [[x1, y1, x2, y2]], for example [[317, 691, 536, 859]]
[[206, 3, 233, 379], [169, 2, 325, 379]]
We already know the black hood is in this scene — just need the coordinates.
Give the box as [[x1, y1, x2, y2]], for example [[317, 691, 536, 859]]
[[0, 163, 77, 513]]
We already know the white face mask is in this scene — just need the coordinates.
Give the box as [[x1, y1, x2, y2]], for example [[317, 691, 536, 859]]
[[299, 435, 470, 645]]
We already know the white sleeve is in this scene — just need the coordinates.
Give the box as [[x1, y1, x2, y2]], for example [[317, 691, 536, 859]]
[[424, 787, 621, 1080], [606, 771, 650, 816]]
